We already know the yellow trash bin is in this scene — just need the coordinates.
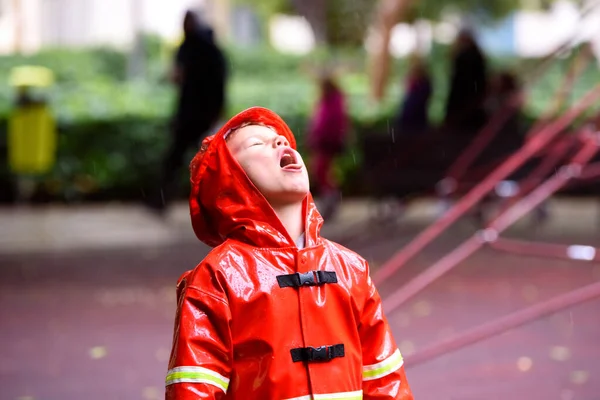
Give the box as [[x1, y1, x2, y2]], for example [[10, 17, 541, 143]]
[[7, 65, 57, 175]]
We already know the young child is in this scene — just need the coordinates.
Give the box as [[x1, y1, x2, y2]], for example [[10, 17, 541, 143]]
[[307, 75, 348, 220], [165, 106, 414, 399]]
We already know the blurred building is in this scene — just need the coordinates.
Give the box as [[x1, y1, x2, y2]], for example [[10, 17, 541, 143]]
[[0, 0, 598, 62], [0, 0, 231, 54], [269, 0, 599, 61], [382, 0, 600, 60]]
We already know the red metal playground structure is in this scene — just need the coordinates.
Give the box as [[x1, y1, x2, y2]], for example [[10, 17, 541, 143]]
[[365, 39, 600, 368]]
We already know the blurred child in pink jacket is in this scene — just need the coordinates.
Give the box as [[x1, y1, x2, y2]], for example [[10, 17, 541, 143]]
[[307, 75, 349, 220]]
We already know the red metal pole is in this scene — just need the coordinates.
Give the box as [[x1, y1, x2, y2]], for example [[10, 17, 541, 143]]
[[508, 136, 574, 194], [382, 235, 483, 312], [373, 85, 600, 285], [490, 237, 600, 262], [450, 135, 573, 193], [444, 101, 520, 184], [405, 280, 600, 367], [458, 144, 599, 197], [487, 137, 598, 231], [519, 136, 579, 190], [491, 132, 585, 217], [382, 137, 598, 313]]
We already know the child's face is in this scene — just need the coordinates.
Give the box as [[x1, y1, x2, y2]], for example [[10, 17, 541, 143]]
[[226, 124, 309, 206]]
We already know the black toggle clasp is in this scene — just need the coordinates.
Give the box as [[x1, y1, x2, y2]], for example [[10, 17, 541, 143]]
[[298, 271, 316, 286], [290, 344, 345, 363], [276, 270, 338, 288], [309, 346, 329, 361]]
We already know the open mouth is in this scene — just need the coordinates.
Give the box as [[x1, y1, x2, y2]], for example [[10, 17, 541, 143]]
[[279, 149, 301, 169]]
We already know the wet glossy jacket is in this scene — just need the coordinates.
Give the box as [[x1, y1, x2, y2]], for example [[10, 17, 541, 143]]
[[166, 107, 414, 399]]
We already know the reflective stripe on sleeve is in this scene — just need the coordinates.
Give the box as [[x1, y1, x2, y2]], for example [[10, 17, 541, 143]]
[[285, 390, 363, 400], [362, 348, 404, 381], [165, 366, 229, 392], [314, 390, 363, 400]]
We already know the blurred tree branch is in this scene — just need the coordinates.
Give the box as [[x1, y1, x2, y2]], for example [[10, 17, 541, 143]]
[[231, 0, 529, 50], [230, 0, 587, 101]]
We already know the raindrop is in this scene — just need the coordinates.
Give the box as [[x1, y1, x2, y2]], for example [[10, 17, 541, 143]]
[[549, 346, 571, 362], [570, 370, 590, 385], [142, 386, 161, 400], [560, 389, 574, 400], [412, 300, 433, 317], [569, 312, 574, 327], [517, 356, 533, 372], [89, 346, 108, 360]]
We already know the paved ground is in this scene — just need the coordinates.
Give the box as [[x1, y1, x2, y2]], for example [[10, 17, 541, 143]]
[[1, 198, 599, 400]]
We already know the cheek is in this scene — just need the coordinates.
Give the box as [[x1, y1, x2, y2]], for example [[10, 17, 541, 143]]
[[301, 171, 311, 188], [240, 156, 271, 184]]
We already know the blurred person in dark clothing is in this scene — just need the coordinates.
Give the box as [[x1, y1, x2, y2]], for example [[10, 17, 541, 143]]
[[485, 70, 525, 137], [393, 54, 432, 136], [443, 28, 488, 134], [147, 10, 228, 214]]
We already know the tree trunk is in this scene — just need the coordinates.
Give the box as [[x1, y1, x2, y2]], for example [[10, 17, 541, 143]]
[[368, 0, 415, 101]]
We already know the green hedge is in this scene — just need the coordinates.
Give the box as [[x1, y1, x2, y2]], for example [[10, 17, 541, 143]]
[[0, 42, 597, 203]]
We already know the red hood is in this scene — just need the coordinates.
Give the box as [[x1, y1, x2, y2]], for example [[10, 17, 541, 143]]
[[189, 106, 324, 248]]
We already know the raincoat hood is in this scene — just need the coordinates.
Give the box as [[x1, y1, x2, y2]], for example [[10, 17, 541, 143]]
[[189, 106, 323, 248]]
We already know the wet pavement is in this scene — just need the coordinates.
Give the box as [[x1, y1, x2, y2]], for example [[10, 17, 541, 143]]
[[1, 198, 599, 399]]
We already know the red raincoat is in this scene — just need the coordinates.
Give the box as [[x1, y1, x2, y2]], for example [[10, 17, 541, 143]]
[[166, 107, 414, 399]]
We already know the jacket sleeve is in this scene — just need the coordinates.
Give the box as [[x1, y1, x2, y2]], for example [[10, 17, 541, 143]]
[[359, 264, 414, 400], [165, 270, 233, 399]]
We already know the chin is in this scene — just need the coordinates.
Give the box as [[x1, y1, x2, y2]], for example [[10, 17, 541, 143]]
[[283, 176, 309, 195], [275, 188, 309, 205], [290, 183, 310, 197]]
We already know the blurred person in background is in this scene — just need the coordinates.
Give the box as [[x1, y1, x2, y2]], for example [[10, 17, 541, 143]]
[[443, 28, 488, 135], [485, 70, 525, 137], [146, 9, 228, 214], [393, 54, 432, 136], [306, 74, 349, 221]]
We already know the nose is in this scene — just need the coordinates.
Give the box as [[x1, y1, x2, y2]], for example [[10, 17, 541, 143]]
[[274, 135, 289, 148]]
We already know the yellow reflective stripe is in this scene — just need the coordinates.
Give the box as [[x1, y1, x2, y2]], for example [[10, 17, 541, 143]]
[[285, 390, 363, 400], [314, 390, 363, 399], [362, 349, 404, 381], [165, 366, 229, 392]]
